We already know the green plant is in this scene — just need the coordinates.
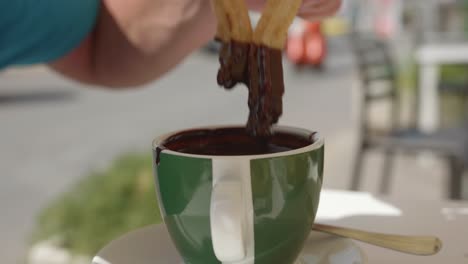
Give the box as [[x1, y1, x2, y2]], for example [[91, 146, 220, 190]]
[[397, 62, 468, 90], [31, 154, 162, 256], [440, 64, 468, 84]]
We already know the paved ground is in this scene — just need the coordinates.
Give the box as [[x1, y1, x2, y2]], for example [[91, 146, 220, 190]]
[[0, 39, 460, 263]]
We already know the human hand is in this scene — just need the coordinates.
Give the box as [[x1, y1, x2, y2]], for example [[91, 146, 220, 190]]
[[51, 0, 342, 88], [246, 0, 342, 21]]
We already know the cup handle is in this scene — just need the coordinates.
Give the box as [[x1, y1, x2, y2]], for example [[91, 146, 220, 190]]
[[210, 169, 246, 262]]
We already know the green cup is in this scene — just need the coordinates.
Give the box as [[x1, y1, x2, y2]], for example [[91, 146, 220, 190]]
[[152, 126, 324, 264]]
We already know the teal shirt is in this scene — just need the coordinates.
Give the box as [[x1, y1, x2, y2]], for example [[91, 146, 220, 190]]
[[0, 0, 100, 69]]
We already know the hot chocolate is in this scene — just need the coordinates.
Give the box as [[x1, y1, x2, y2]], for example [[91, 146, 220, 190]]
[[158, 127, 314, 156]]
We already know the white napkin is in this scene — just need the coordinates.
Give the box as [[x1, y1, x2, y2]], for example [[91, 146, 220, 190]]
[[317, 190, 402, 221]]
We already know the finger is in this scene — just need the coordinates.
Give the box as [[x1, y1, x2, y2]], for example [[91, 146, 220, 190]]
[[301, 0, 331, 8], [298, 0, 342, 20], [245, 0, 265, 11], [300, 0, 341, 14], [246, 0, 341, 20]]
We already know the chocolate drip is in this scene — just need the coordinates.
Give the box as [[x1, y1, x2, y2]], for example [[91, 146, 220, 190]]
[[216, 39, 285, 137], [155, 146, 165, 166], [217, 40, 250, 89], [247, 45, 284, 136]]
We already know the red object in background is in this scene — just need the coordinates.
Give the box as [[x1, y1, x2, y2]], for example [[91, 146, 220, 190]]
[[286, 21, 327, 67]]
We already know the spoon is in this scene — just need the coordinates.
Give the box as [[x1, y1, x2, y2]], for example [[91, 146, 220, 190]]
[[312, 223, 442, 256]]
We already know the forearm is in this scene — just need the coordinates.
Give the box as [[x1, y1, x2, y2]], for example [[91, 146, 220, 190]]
[[51, 0, 215, 88]]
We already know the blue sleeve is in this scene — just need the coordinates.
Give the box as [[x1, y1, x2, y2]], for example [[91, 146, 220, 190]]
[[0, 0, 100, 69]]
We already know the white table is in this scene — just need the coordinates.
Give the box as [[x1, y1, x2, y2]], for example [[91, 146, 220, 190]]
[[94, 189, 468, 264], [317, 190, 468, 264], [416, 43, 468, 132]]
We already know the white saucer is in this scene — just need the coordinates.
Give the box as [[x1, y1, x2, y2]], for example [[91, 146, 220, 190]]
[[93, 224, 367, 264]]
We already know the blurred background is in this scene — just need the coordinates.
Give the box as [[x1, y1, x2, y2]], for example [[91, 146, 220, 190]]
[[2, 0, 468, 263]]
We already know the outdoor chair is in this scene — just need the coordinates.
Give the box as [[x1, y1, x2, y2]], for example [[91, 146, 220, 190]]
[[349, 33, 468, 200]]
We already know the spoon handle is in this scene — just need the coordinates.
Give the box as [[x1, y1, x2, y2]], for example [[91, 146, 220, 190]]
[[312, 224, 442, 256]]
